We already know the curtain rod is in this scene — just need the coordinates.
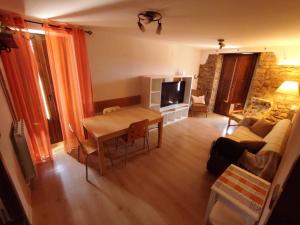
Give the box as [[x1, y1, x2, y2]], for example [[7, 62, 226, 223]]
[[24, 19, 93, 35]]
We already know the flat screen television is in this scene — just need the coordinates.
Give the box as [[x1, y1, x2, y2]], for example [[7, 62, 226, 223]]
[[161, 81, 185, 107]]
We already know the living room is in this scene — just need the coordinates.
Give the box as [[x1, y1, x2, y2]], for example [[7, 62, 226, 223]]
[[0, 1, 300, 225]]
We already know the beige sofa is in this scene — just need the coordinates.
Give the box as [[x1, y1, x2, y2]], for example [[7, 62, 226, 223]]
[[226, 119, 291, 181]]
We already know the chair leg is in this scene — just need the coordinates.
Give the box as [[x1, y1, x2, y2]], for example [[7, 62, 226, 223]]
[[226, 118, 232, 134], [115, 137, 118, 150], [146, 135, 150, 152], [227, 118, 231, 128], [109, 145, 114, 167], [77, 145, 80, 162], [85, 155, 89, 181], [124, 144, 128, 167], [109, 155, 114, 167]]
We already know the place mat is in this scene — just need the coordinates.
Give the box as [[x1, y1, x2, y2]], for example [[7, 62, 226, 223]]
[[213, 165, 270, 216]]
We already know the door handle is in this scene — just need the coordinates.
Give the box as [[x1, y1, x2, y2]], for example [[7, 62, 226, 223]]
[[225, 58, 238, 104]]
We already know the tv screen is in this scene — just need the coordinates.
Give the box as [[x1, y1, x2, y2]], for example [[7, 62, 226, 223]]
[[161, 81, 185, 107]]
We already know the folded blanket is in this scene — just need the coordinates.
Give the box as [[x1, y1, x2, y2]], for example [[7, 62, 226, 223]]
[[238, 150, 281, 182]]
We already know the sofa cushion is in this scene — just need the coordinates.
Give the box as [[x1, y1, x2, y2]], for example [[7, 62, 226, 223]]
[[226, 126, 263, 142], [250, 119, 275, 137], [238, 119, 291, 181], [240, 140, 266, 154], [260, 119, 291, 155]]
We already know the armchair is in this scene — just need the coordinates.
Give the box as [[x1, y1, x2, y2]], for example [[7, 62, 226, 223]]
[[190, 89, 209, 117]]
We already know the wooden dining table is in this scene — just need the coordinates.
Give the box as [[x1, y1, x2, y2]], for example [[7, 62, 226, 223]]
[[82, 106, 164, 175]]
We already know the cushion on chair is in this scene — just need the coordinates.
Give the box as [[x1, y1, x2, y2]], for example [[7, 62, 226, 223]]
[[250, 119, 275, 138], [191, 95, 205, 104]]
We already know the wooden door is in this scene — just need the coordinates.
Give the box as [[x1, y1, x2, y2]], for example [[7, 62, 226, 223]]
[[214, 53, 258, 116], [31, 35, 63, 144], [214, 54, 238, 115]]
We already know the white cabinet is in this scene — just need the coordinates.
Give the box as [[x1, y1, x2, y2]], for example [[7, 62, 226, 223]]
[[141, 75, 192, 126]]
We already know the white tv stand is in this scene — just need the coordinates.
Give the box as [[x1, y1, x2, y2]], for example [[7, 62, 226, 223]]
[[141, 75, 193, 126]]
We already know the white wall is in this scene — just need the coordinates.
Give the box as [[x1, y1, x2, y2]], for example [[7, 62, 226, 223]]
[[86, 30, 201, 101], [0, 69, 32, 222]]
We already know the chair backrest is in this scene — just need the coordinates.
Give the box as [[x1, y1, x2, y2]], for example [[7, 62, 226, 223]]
[[68, 123, 80, 144], [191, 89, 204, 96], [127, 119, 149, 143], [103, 106, 121, 115]]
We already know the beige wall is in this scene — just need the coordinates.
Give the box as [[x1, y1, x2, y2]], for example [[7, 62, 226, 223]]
[[86, 30, 201, 101], [0, 68, 32, 223]]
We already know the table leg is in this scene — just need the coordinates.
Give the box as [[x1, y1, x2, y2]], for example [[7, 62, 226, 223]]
[[97, 139, 106, 175], [203, 191, 217, 225], [157, 119, 163, 148]]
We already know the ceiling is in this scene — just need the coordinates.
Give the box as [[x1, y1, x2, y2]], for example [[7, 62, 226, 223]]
[[1, 0, 300, 48]]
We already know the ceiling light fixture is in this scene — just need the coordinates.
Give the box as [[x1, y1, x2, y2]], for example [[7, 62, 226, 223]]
[[137, 11, 162, 35], [218, 39, 225, 49]]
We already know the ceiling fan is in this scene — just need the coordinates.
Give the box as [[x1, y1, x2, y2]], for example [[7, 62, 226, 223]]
[[137, 11, 162, 35]]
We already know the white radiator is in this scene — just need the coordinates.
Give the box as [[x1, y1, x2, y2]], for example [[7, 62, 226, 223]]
[[11, 120, 36, 183]]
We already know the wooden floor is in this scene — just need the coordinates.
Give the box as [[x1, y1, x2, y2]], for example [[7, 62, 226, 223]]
[[32, 114, 231, 225]]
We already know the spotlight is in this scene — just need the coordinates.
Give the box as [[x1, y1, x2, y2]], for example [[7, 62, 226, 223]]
[[218, 39, 225, 49], [137, 11, 162, 35], [156, 20, 162, 35], [137, 19, 145, 32]]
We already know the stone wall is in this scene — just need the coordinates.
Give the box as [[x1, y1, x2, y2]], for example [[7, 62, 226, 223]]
[[197, 52, 300, 120], [247, 52, 300, 121], [197, 54, 223, 112]]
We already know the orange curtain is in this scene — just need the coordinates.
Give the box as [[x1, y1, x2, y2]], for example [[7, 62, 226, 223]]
[[72, 29, 94, 118], [44, 25, 85, 151], [0, 14, 52, 162]]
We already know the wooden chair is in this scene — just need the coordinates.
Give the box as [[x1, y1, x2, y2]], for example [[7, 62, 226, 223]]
[[190, 89, 209, 117], [106, 119, 150, 166], [227, 97, 272, 129], [103, 105, 122, 150], [68, 124, 97, 181]]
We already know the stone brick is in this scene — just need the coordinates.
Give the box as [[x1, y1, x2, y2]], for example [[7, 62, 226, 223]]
[[197, 54, 223, 112], [248, 52, 300, 121]]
